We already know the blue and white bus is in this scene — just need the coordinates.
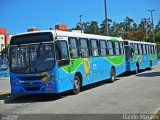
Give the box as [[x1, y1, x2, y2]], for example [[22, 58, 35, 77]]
[[123, 40, 158, 73], [0, 54, 9, 78], [9, 30, 126, 94]]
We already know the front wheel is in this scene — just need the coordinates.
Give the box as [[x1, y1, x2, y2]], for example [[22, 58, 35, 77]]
[[71, 76, 81, 95], [109, 68, 115, 83]]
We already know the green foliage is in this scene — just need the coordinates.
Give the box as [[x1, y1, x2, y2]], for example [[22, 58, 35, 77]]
[[72, 16, 160, 43]]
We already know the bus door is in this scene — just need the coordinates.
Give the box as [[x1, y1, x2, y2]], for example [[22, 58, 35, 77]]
[[123, 41, 130, 62], [56, 40, 72, 92], [90, 39, 99, 83]]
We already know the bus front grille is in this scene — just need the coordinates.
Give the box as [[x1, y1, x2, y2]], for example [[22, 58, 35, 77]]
[[18, 75, 46, 81], [24, 87, 40, 91]]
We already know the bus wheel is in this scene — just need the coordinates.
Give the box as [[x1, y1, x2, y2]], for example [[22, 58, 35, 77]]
[[135, 64, 139, 74], [71, 76, 81, 95], [109, 68, 115, 83]]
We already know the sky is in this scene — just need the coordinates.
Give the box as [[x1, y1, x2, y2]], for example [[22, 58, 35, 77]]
[[0, 0, 160, 34]]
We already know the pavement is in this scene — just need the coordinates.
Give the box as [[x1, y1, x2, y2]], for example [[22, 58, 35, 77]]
[[0, 63, 160, 120], [0, 77, 10, 95]]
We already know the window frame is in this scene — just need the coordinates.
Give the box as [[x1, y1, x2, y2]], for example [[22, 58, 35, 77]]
[[99, 40, 108, 57], [90, 39, 99, 57], [56, 40, 69, 60], [68, 37, 80, 59], [114, 41, 120, 56], [79, 38, 90, 58], [107, 40, 114, 56]]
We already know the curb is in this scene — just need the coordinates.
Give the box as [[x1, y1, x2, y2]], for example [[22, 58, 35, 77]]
[[0, 90, 11, 96], [0, 90, 11, 104]]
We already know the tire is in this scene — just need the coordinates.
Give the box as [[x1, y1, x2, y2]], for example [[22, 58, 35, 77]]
[[71, 76, 81, 95], [109, 68, 115, 83], [135, 64, 139, 74]]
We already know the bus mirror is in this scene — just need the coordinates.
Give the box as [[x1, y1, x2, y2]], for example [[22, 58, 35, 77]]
[[58, 59, 70, 67]]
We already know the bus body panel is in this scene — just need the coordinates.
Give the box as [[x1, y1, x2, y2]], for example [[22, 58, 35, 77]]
[[9, 30, 126, 94], [124, 40, 158, 72]]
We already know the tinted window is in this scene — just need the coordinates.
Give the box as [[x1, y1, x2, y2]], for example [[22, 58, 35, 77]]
[[138, 44, 142, 54], [80, 38, 89, 58], [57, 41, 69, 60], [69, 38, 79, 58], [135, 44, 139, 54], [107, 41, 114, 56], [119, 42, 124, 55], [91, 39, 99, 56], [10, 32, 53, 45], [100, 40, 107, 56], [143, 44, 146, 54], [115, 41, 120, 55]]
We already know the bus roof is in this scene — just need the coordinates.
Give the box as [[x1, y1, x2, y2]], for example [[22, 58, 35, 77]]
[[14, 30, 123, 41], [123, 40, 156, 45]]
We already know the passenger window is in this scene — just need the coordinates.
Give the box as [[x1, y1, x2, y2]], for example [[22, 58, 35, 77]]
[[107, 41, 114, 56], [134, 44, 139, 54], [57, 41, 69, 60], [130, 43, 134, 56], [145, 45, 148, 54], [80, 38, 89, 58], [69, 38, 79, 58], [120, 42, 124, 55], [91, 39, 99, 56], [138, 44, 142, 54], [100, 40, 107, 56], [143, 45, 146, 54], [115, 41, 120, 55]]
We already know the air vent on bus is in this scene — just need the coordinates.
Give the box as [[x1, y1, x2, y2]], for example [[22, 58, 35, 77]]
[[18, 75, 46, 80]]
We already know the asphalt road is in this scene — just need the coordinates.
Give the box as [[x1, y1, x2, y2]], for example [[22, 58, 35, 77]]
[[0, 64, 160, 119]]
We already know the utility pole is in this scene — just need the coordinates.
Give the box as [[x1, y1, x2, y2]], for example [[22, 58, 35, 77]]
[[79, 15, 83, 33], [104, 0, 109, 36], [142, 18, 150, 40], [148, 9, 155, 42]]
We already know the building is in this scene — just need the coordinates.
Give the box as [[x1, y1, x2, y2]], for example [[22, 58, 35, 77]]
[[6, 34, 15, 46], [0, 34, 5, 52]]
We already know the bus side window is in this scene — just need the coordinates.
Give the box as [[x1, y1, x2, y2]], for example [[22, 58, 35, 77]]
[[143, 44, 146, 54], [119, 42, 123, 55], [79, 38, 89, 58], [115, 41, 120, 56], [107, 41, 114, 56], [68, 37, 79, 58], [56, 41, 70, 67], [148, 45, 151, 54], [130, 43, 134, 56], [145, 45, 148, 54], [99, 40, 107, 57], [91, 39, 99, 57], [151, 45, 153, 54], [138, 44, 142, 54], [134, 44, 138, 55], [155, 46, 157, 53]]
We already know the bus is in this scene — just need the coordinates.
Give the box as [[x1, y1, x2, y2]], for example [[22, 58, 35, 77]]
[[0, 54, 9, 78], [123, 40, 158, 73], [9, 30, 126, 94]]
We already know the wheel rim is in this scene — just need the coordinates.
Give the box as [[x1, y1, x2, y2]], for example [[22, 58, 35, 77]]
[[136, 66, 138, 73], [111, 70, 115, 80], [74, 79, 79, 91]]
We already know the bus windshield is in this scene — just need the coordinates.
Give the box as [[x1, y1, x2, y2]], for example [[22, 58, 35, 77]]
[[0, 55, 8, 70], [10, 43, 55, 73]]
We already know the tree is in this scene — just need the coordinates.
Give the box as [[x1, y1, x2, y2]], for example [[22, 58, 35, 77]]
[[100, 18, 112, 35]]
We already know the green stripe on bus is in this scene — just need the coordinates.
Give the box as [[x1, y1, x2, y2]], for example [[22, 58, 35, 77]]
[[106, 55, 125, 65], [149, 54, 157, 60]]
